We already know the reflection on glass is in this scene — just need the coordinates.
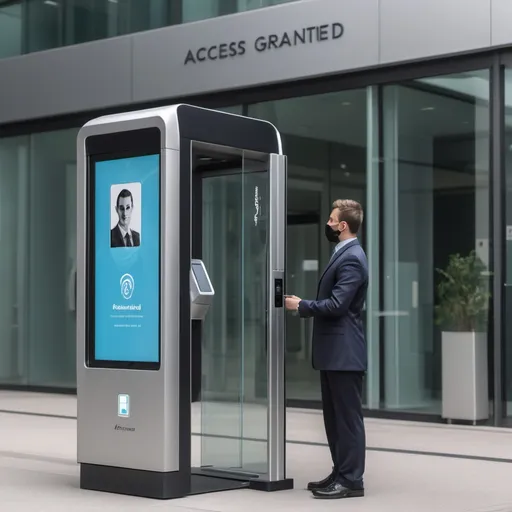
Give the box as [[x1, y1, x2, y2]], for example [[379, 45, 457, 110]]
[[0, 136, 29, 384], [63, 0, 172, 46], [248, 89, 370, 404], [183, 0, 296, 23], [7, 0, 176, 55], [382, 70, 491, 414], [504, 69, 512, 418], [0, 130, 79, 388], [199, 158, 269, 475], [1, 0, 297, 58], [201, 173, 243, 471], [28, 129, 79, 387], [0, 1, 22, 59]]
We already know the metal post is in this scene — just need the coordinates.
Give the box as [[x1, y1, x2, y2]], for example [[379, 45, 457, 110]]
[[491, 55, 504, 426]]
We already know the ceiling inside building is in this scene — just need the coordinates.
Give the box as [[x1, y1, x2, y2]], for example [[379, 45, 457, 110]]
[[255, 76, 490, 150], [253, 72, 493, 212]]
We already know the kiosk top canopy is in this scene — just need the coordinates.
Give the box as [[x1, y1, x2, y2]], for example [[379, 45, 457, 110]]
[[79, 104, 282, 154]]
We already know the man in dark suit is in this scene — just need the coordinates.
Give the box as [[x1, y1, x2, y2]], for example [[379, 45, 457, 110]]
[[111, 189, 141, 248], [285, 199, 368, 500]]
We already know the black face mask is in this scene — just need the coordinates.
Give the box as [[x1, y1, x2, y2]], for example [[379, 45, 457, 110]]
[[325, 224, 341, 243]]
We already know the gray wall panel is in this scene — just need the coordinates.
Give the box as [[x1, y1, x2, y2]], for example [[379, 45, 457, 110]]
[[1, 0, 512, 126], [132, 0, 379, 102], [491, 0, 512, 47], [380, 0, 491, 64], [0, 37, 132, 124]]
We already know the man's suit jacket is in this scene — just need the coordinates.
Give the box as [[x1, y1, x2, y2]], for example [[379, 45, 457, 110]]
[[298, 239, 368, 372], [111, 226, 141, 248]]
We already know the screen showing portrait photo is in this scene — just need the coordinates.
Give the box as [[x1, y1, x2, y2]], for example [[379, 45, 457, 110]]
[[93, 154, 160, 365], [110, 183, 142, 248]]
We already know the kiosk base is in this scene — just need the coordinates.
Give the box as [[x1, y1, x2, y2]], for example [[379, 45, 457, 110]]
[[80, 464, 292, 500], [190, 474, 249, 495], [192, 467, 294, 493], [248, 478, 294, 492], [80, 463, 190, 500]]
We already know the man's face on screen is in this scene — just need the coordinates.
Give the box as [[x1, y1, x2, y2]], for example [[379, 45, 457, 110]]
[[116, 196, 133, 230]]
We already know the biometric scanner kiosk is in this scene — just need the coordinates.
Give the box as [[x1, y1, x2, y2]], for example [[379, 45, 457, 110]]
[[76, 104, 292, 500]]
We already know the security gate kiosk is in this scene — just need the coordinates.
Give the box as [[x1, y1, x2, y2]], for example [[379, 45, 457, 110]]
[[76, 104, 292, 499]]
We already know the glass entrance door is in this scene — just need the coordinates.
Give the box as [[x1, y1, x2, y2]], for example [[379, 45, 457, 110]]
[[191, 144, 286, 483]]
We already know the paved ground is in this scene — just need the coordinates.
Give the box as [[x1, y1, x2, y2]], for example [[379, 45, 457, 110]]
[[1, 391, 512, 511]]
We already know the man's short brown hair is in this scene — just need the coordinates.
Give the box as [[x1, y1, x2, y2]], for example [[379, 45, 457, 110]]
[[332, 199, 364, 234]]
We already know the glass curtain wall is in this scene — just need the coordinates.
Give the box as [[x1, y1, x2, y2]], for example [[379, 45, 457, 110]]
[[0, 1, 22, 58], [248, 89, 379, 405], [245, 72, 491, 416], [0, 128, 78, 387], [0, 0, 297, 58], [503, 68, 512, 419], [23, 0, 176, 52], [183, 0, 294, 22], [0, 65, 496, 421], [0, 135, 29, 384], [381, 71, 491, 414]]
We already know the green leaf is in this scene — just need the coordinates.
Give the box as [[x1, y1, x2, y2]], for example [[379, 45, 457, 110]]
[[435, 250, 491, 333]]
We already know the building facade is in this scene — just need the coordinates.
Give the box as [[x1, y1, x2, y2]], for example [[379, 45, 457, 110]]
[[1, 0, 512, 425]]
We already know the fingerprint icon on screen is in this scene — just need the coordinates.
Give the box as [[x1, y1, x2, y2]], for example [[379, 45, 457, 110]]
[[120, 273, 135, 300]]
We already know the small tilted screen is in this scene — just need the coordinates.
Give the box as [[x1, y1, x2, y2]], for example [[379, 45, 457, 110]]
[[192, 262, 212, 293]]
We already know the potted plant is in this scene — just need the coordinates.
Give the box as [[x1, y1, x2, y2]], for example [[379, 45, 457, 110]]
[[435, 250, 490, 424]]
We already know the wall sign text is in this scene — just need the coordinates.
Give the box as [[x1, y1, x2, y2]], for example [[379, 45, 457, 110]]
[[184, 22, 344, 65]]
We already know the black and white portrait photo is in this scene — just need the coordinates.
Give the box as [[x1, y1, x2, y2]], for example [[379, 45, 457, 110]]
[[110, 183, 142, 248]]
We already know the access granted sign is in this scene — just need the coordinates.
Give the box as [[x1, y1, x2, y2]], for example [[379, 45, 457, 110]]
[[184, 22, 344, 65]]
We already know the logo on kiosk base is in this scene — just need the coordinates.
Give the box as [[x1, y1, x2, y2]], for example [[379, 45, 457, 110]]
[[114, 424, 135, 432]]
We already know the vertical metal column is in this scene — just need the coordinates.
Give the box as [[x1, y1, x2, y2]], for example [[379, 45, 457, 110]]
[[491, 56, 504, 426], [365, 85, 380, 410], [267, 153, 287, 482]]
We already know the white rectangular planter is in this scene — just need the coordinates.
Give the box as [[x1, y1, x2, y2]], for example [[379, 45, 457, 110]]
[[441, 331, 489, 422]]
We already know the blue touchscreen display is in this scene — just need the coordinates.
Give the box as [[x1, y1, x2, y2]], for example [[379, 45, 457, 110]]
[[94, 154, 160, 363]]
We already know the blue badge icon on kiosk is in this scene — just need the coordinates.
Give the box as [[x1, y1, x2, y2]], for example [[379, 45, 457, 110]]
[[120, 274, 135, 300], [118, 394, 130, 418]]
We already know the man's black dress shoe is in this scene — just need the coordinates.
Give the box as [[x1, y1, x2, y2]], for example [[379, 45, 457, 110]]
[[306, 472, 335, 491], [311, 481, 364, 499]]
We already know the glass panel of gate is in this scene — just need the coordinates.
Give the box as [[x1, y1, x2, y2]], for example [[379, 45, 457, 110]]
[[200, 170, 244, 471], [240, 155, 269, 475], [199, 152, 270, 476]]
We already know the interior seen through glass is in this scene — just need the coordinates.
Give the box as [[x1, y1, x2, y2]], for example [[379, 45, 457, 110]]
[[192, 150, 270, 476]]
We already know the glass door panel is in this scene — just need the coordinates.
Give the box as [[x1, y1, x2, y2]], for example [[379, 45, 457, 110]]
[[381, 71, 491, 415], [240, 164, 269, 474], [200, 171, 244, 472], [504, 66, 512, 419], [285, 220, 319, 400], [198, 151, 269, 476]]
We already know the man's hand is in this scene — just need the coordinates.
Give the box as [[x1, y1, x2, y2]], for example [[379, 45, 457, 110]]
[[285, 295, 301, 311]]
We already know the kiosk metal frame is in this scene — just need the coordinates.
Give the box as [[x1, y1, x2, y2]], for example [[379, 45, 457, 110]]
[[76, 104, 291, 499]]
